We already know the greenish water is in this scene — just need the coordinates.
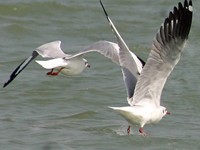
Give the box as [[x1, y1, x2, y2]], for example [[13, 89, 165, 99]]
[[1, 0, 200, 149]]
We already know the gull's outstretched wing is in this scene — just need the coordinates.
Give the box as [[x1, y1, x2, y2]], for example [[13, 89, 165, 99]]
[[130, 0, 193, 107], [64, 40, 120, 65], [3, 51, 38, 88], [35, 41, 67, 58], [100, 0, 145, 100], [3, 41, 66, 88]]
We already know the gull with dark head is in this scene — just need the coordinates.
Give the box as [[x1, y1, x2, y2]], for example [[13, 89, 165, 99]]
[[100, 0, 193, 136]]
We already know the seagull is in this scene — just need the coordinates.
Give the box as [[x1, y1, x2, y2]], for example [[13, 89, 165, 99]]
[[100, 0, 193, 136], [3, 38, 145, 88], [3, 10, 145, 88]]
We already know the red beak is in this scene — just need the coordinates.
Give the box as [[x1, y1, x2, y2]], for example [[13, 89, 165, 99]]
[[166, 111, 171, 115]]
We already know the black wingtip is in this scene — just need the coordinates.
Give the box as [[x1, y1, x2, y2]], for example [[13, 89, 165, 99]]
[[3, 59, 26, 88], [3, 79, 12, 88], [3, 83, 7, 88], [100, 0, 146, 68], [3, 51, 38, 88], [161, 0, 193, 43], [189, 0, 192, 7], [99, 0, 109, 18], [179, 0, 193, 39]]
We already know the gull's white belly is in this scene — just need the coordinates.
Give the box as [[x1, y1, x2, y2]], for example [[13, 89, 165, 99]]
[[117, 107, 144, 125], [56, 57, 85, 75], [110, 105, 163, 127]]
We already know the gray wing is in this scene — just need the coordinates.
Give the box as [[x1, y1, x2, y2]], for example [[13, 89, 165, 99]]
[[100, 0, 145, 100], [35, 41, 67, 58], [130, 0, 193, 107], [64, 40, 120, 65]]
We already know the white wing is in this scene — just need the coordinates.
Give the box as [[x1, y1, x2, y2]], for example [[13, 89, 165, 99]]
[[130, 0, 193, 107], [100, 0, 145, 100], [64, 40, 120, 65], [35, 41, 67, 58]]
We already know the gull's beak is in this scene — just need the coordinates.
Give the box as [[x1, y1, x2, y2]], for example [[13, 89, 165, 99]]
[[166, 111, 171, 115]]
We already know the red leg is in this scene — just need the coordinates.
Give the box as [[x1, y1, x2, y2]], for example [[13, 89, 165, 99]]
[[46, 68, 64, 76], [139, 127, 147, 136], [46, 69, 54, 75], [127, 125, 131, 135]]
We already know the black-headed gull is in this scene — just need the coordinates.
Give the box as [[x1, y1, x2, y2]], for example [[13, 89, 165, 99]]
[[101, 0, 193, 136], [3, 39, 145, 88]]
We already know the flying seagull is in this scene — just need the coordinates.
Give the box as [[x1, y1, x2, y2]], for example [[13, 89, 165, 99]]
[[3, 39, 145, 88], [3, 22, 145, 88], [100, 0, 193, 136]]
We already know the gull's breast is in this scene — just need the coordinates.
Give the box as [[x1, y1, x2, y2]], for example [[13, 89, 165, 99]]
[[59, 57, 85, 75]]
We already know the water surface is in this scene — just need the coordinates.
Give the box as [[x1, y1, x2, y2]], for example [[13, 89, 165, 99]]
[[1, 0, 200, 149]]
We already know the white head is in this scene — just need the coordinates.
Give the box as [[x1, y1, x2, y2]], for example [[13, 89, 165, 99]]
[[83, 58, 90, 68], [160, 106, 170, 118]]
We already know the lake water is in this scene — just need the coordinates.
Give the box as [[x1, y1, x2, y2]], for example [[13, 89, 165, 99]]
[[1, 0, 200, 149]]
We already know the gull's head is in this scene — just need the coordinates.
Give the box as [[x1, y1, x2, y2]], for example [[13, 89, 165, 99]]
[[83, 58, 90, 68], [160, 106, 171, 117]]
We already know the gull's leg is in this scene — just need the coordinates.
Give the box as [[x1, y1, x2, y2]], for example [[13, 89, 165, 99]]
[[47, 68, 64, 76], [139, 127, 147, 136], [46, 69, 54, 75], [127, 125, 131, 135]]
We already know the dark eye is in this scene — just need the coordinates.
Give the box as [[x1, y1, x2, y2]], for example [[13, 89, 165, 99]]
[[163, 110, 165, 113]]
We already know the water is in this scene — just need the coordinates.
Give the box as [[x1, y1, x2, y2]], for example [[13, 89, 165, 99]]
[[1, 0, 200, 149]]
